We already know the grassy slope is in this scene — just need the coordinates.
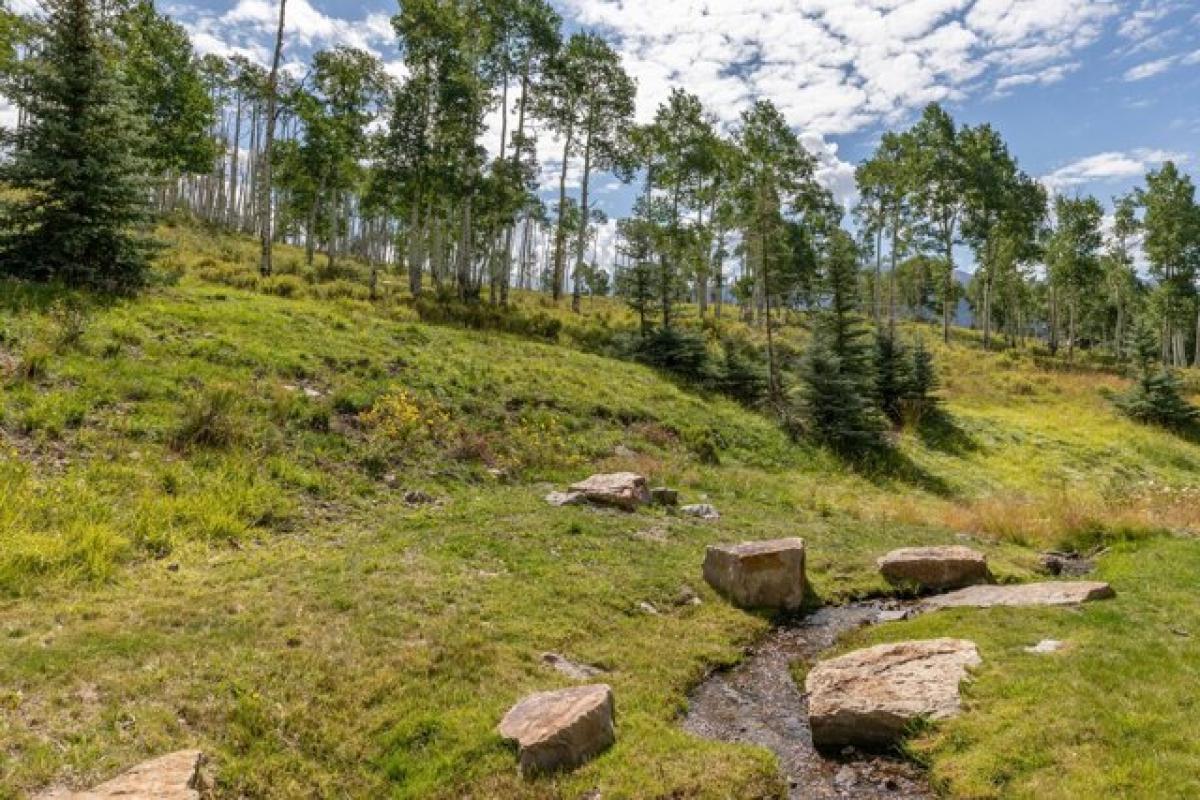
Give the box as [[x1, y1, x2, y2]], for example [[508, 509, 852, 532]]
[[2, 225, 1200, 798]]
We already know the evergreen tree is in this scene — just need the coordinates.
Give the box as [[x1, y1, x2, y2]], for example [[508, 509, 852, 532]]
[[0, 0, 153, 290], [907, 337, 939, 406], [796, 229, 884, 453], [1116, 320, 1198, 429], [873, 331, 911, 425]]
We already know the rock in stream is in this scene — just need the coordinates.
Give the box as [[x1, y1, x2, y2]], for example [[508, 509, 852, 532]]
[[681, 601, 931, 800]]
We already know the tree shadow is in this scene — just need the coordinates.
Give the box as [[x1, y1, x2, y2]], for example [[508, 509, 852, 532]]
[[912, 408, 978, 456], [0, 279, 120, 316], [829, 442, 956, 499]]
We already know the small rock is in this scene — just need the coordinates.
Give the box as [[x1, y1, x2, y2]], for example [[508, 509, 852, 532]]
[[703, 538, 806, 611], [806, 639, 981, 748], [637, 601, 660, 616], [1039, 551, 1095, 577], [541, 652, 604, 680], [1024, 639, 1065, 654], [673, 585, 701, 606], [1172, 627, 1191, 638], [650, 487, 679, 506], [383, 473, 399, 488], [569, 473, 651, 511], [498, 684, 615, 776], [166, 563, 180, 573], [37, 750, 206, 799], [403, 490, 436, 506], [922, 581, 1115, 610], [878, 545, 989, 591], [680, 503, 720, 520], [613, 445, 637, 458], [546, 491, 587, 507]]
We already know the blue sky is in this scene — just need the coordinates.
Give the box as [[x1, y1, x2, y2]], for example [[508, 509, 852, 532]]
[[165, 0, 1200, 268]]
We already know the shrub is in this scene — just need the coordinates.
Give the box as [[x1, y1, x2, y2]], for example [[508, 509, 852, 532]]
[[15, 342, 51, 381], [48, 297, 90, 351], [171, 385, 243, 451]]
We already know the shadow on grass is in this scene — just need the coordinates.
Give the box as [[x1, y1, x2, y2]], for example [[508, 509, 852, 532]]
[[913, 408, 978, 456], [821, 439, 956, 499], [0, 279, 120, 316]]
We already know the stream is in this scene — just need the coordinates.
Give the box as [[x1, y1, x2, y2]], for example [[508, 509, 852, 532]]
[[681, 600, 932, 799]]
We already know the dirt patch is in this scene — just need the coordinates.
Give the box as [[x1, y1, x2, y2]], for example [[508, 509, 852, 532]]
[[682, 601, 931, 799]]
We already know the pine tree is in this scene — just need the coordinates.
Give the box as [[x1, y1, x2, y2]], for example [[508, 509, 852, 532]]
[[0, 0, 153, 291], [1116, 321, 1198, 428], [796, 229, 884, 453], [873, 331, 911, 425], [907, 337, 939, 405]]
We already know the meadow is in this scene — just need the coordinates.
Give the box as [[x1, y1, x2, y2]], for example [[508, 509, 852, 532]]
[[2, 223, 1199, 798]]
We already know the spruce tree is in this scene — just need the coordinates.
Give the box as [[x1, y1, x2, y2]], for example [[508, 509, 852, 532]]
[[1116, 321, 1198, 428], [907, 337, 939, 406], [873, 331, 911, 425], [0, 0, 153, 291], [796, 229, 884, 453]]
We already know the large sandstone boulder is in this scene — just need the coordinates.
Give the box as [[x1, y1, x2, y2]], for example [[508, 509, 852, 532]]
[[879, 545, 989, 591], [703, 538, 805, 611], [806, 639, 981, 748], [922, 581, 1114, 611], [498, 684, 615, 775], [568, 473, 650, 510], [37, 750, 205, 800]]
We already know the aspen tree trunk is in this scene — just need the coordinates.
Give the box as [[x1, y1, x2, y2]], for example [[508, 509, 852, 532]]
[[552, 126, 573, 302], [228, 90, 242, 227], [258, 0, 286, 277], [572, 129, 593, 314]]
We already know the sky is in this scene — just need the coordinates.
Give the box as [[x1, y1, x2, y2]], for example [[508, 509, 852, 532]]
[[161, 0, 1200, 269]]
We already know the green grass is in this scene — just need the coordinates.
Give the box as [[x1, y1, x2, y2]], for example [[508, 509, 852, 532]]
[[3, 224, 1200, 797]]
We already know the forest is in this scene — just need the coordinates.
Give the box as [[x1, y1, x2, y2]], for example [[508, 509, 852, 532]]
[[3, 1, 1200, 798]]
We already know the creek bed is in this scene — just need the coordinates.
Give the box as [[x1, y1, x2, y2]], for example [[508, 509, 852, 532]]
[[682, 601, 931, 799]]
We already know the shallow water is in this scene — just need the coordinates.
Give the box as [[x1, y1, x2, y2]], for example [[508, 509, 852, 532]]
[[682, 601, 931, 799]]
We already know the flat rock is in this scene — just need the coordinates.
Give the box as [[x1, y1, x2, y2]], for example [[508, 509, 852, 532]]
[[922, 581, 1115, 611], [498, 684, 615, 775], [38, 750, 205, 799], [878, 546, 989, 591], [681, 503, 720, 520], [703, 538, 805, 611], [569, 473, 650, 510], [806, 639, 981, 749], [541, 652, 604, 680], [1025, 639, 1066, 654], [545, 490, 586, 507]]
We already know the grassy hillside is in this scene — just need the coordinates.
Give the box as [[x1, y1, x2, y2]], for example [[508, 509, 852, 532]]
[[2, 224, 1200, 798]]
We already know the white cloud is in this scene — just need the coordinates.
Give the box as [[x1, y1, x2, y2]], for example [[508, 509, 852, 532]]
[[1041, 148, 1189, 194], [1124, 55, 1176, 81]]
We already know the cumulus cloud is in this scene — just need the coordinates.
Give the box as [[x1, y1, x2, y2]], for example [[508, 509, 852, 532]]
[[557, 0, 1119, 204], [1041, 148, 1188, 194]]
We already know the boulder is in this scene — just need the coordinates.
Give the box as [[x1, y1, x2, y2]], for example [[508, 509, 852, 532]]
[[650, 487, 679, 506], [38, 750, 205, 800], [568, 473, 650, 510], [498, 684, 615, 775], [545, 490, 586, 507], [703, 538, 805, 611], [922, 581, 1115, 611], [806, 639, 981, 748], [878, 545, 989, 591], [680, 503, 720, 520]]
